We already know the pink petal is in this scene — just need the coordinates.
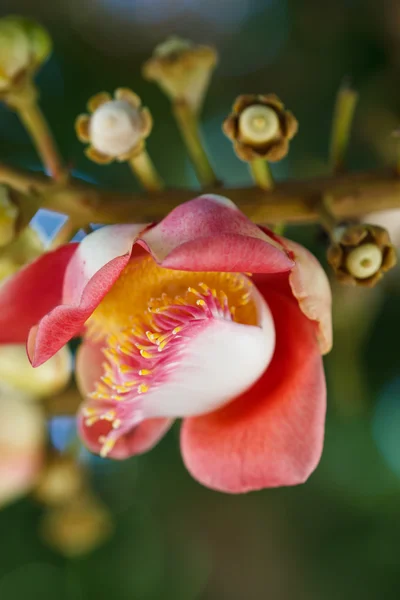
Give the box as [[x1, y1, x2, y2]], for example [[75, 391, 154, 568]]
[[0, 244, 78, 345], [180, 289, 326, 493], [76, 340, 172, 458], [27, 224, 148, 367], [139, 195, 294, 273], [281, 238, 332, 355]]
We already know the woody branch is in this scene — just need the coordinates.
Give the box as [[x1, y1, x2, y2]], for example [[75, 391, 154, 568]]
[[1, 163, 400, 226]]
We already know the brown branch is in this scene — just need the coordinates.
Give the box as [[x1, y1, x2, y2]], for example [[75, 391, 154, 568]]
[[0, 163, 400, 225]]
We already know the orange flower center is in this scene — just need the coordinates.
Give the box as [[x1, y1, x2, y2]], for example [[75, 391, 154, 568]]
[[86, 255, 257, 341]]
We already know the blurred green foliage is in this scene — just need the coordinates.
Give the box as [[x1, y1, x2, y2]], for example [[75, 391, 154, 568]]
[[1, 0, 400, 598]]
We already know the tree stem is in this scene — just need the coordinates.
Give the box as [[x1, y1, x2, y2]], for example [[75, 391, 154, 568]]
[[249, 158, 273, 190], [49, 218, 81, 249], [1, 164, 400, 226], [318, 195, 337, 238], [329, 80, 358, 172], [173, 101, 218, 187], [319, 81, 359, 238], [129, 150, 164, 192], [7, 85, 66, 182]]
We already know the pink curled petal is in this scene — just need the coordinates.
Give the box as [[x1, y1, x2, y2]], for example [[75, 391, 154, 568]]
[[139, 195, 294, 273], [76, 340, 173, 458], [180, 290, 326, 493], [27, 224, 149, 367], [78, 406, 173, 459], [0, 244, 78, 345], [281, 238, 333, 355]]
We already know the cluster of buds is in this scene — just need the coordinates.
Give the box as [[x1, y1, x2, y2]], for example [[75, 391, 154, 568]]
[[327, 224, 397, 287], [0, 16, 51, 95]]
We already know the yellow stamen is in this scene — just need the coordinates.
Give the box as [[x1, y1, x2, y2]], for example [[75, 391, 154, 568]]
[[86, 258, 259, 406], [100, 437, 116, 458]]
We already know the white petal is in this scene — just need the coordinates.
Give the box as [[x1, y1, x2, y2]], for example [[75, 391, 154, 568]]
[[63, 224, 147, 304], [141, 287, 275, 418]]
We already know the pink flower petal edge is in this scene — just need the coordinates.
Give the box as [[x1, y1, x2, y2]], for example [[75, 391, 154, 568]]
[[28, 224, 148, 366], [0, 244, 78, 345], [76, 340, 173, 458], [139, 195, 294, 273], [180, 289, 326, 493], [282, 237, 332, 355]]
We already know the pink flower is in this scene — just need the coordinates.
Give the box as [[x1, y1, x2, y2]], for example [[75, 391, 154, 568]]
[[0, 195, 332, 493]]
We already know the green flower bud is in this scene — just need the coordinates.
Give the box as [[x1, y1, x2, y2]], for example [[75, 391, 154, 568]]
[[0, 16, 51, 92]]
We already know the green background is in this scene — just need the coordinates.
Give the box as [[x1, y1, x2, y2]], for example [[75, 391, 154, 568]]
[[1, 0, 400, 598]]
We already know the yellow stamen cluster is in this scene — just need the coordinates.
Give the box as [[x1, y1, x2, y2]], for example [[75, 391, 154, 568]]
[[86, 256, 257, 342], [86, 269, 257, 408]]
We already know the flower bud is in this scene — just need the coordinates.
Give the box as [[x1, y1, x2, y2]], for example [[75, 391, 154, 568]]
[[327, 224, 397, 287], [0, 185, 18, 247], [0, 226, 43, 282], [40, 494, 113, 557], [34, 454, 84, 507], [75, 88, 153, 164], [142, 36, 217, 113], [0, 16, 51, 92], [223, 94, 298, 162], [0, 344, 72, 398], [0, 389, 45, 507]]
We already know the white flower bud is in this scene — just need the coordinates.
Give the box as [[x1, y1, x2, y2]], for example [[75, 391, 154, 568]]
[[238, 104, 280, 146], [345, 243, 383, 279], [89, 100, 143, 157]]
